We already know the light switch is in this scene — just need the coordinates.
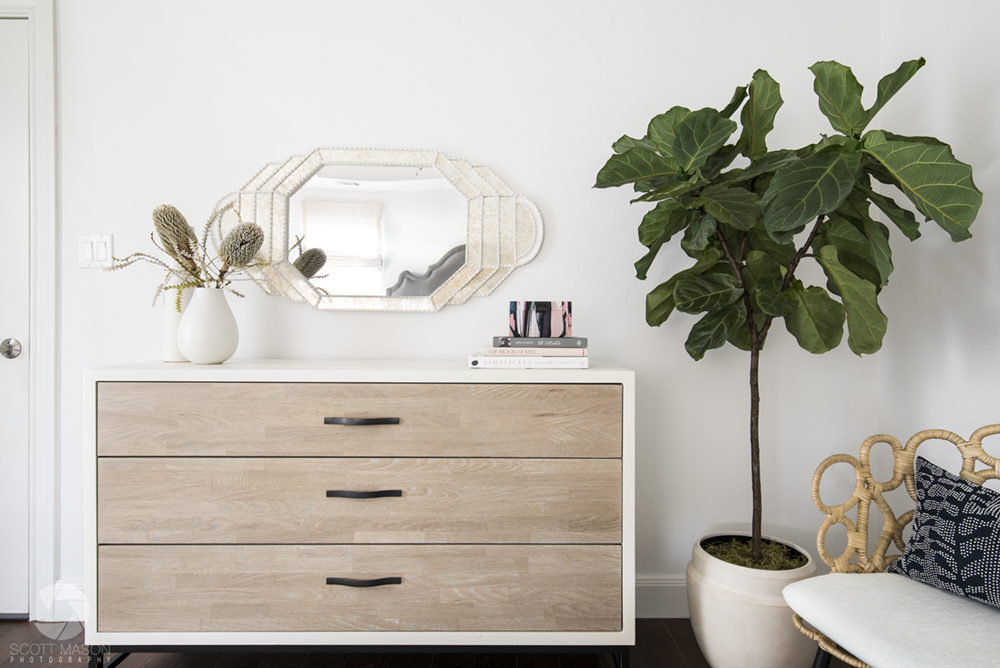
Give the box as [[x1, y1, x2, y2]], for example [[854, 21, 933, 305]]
[[80, 235, 113, 268]]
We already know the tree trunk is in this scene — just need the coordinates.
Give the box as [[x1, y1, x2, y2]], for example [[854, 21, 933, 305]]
[[749, 337, 762, 561]]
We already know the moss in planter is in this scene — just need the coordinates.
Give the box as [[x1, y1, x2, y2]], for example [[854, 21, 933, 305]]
[[702, 536, 808, 571]]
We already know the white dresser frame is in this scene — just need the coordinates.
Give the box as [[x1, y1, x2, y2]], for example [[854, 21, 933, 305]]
[[84, 360, 635, 660]]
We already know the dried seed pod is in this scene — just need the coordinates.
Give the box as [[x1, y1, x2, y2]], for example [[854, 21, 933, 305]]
[[218, 222, 265, 268], [152, 204, 199, 272], [293, 247, 327, 278]]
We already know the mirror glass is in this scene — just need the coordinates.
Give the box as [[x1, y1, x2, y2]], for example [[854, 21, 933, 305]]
[[288, 164, 467, 297], [221, 148, 543, 312]]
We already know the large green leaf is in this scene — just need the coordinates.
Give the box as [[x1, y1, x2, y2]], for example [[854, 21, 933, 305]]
[[694, 185, 760, 231], [755, 276, 795, 317], [638, 200, 688, 247], [744, 249, 784, 282], [681, 213, 718, 256], [810, 61, 868, 136], [644, 249, 723, 326], [672, 108, 738, 176], [732, 150, 801, 184], [673, 272, 743, 314], [784, 281, 845, 354], [630, 173, 705, 203], [685, 301, 747, 360], [740, 249, 784, 312], [860, 184, 920, 240], [647, 106, 690, 171], [761, 151, 861, 243], [746, 225, 797, 266], [816, 245, 887, 355], [879, 131, 949, 148], [739, 69, 783, 161], [815, 216, 884, 289], [595, 146, 677, 188], [645, 282, 677, 327], [865, 58, 925, 127], [862, 131, 981, 241], [832, 189, 893, 287], [612, 134, 656, 154], [701, 144, 745, 180], [720, 85, 748, 119], [727, 311, 767, 352], [636, 208, 699, 280]]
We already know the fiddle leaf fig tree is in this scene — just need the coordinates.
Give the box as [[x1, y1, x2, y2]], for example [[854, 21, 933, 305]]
[[595, 58, 983, 563]]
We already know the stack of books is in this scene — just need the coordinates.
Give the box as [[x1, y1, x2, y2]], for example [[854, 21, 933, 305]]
[[469, 336, 589, 369]]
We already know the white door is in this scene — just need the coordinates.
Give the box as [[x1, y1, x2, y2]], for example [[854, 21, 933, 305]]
[[0, 16, 31, 616]]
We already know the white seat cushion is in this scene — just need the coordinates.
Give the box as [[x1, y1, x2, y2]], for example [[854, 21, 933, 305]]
[[783, 572, 1000, 668]]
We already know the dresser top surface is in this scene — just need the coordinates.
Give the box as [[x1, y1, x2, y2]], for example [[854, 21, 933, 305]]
[[85, 359, 634, 384]]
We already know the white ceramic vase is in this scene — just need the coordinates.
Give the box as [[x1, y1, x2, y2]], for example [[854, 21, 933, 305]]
[[686, 531, 817, 668], [175, 287, 238, 365], [162, 288, 192, 362]]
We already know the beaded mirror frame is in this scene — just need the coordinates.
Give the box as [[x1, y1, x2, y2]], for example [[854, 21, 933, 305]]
[[218, 148, 544, 312]]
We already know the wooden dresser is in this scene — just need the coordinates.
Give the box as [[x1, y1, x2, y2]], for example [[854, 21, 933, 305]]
[[84, 360, 634, 657]]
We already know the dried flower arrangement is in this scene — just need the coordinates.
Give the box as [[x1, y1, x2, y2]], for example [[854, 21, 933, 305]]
[[288, 236, 327, 280], [107, 204, 266, 310]]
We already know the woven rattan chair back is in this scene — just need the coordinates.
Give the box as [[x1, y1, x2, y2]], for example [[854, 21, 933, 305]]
[[794, 424, 1000, 668]]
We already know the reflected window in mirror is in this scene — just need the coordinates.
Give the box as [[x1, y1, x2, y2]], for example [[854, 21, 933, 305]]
[[301, 201, 383, 296], [288, 164, 466, 297]]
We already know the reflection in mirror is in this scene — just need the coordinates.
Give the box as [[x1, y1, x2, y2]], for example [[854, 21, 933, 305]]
[[223, 148, 543, 312], [287, 164, 467, 297]]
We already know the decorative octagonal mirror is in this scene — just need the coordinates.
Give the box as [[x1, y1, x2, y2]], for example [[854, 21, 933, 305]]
[[218, 148, 544, 312]]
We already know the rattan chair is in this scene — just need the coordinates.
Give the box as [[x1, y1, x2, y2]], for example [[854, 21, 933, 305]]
[[787, 425, 1000, 668]]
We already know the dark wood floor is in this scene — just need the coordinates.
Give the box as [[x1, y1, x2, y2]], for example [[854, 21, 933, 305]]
[[1, 618, 849, 667]]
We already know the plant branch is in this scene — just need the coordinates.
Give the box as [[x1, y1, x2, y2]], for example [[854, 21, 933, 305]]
[[715, 229, 744, 287], [757, 215, 827, 344], [715, 228, 763, 343], [780, 215, 826, 293]]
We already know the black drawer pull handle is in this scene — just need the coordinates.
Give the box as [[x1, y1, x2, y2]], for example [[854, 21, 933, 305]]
[[326, 577, 402, 587], [326, 489, 402, 499], [324, 417, 400, 426]]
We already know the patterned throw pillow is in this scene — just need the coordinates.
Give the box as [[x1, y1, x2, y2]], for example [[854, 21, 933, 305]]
[[887, 456, 1000, 608]]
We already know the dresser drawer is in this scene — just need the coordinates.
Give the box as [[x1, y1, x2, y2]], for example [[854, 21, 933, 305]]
[[97, 382, 623, 458], [97, 457, 622, 544], [98, 544, 622, 633]]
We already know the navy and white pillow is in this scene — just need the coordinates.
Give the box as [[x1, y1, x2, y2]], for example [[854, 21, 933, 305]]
[[887, 456, 1000, 608]]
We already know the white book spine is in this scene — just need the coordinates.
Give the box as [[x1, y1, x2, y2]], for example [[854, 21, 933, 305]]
[[468, 355, 589, 369]]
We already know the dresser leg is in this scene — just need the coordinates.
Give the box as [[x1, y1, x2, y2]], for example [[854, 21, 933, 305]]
[[87, 647, 130, 668], [612, 650, 630, 668]]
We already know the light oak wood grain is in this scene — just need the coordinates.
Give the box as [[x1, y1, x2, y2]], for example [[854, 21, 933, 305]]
[[98, 544, 622, 633], [97, 457, 622, 544], [96, 383, 623, 457]]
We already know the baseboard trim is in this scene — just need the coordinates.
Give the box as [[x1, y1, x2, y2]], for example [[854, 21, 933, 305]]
[[41, 579, 86, 623], [636, 576, 688, 618]]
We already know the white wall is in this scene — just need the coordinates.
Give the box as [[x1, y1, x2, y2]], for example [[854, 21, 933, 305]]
[[876, 0, 1000, 472], [55, 0, 995, 616]]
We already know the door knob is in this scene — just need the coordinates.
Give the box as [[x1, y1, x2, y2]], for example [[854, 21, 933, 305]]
[[0, 338, 21, 359]]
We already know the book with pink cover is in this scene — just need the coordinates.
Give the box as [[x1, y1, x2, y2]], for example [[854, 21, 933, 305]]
[[481, 346, 587, 356]]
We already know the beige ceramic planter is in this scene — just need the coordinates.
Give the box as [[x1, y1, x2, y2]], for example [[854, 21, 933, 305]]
[[686, 532, 817, 668]]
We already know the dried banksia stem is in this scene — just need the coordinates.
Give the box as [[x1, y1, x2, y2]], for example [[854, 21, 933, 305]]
[[293, 248, 327, 278], [152, 204, 199, 274], [218, 222, 265, 269]]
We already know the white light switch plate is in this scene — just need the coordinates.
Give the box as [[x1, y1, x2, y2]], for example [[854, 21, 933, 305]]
[[80, 235, 113, 267]]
